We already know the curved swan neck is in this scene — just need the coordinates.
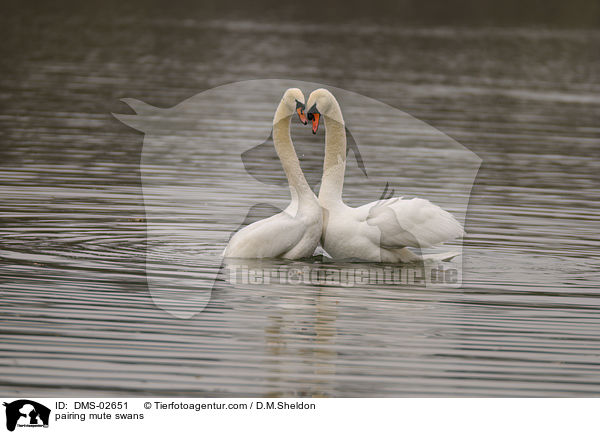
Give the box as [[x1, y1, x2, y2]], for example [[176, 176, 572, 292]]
[[272, 115, 312, 201], [319, 115, 346, 205]]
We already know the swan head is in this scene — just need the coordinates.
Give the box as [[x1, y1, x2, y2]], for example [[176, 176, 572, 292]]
[[306, 88, 344, 134], [274, 88, 307, 125]]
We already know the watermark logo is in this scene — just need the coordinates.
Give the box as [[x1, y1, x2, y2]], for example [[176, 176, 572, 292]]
[[114, 80, 481, 318], [225, 263, 458, 287], [3, 400, 50, 431]]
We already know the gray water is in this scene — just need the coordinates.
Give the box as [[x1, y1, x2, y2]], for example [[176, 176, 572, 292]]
[[1, 9, 600, 397]]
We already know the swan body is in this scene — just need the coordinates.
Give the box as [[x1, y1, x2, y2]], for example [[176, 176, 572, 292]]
[[223, 89, 322, 259], [306, 88, 464, 262]]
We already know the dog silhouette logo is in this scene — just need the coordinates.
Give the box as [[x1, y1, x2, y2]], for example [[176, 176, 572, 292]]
[[3, 400, 50, 431], [113, 79, 480, 317]]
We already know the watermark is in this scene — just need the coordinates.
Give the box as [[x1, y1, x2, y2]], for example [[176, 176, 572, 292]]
[[225, 263, 458, 287], [1, 398, 591, 433], [3, 400, 50, 432], [114, 79, 481, 318]]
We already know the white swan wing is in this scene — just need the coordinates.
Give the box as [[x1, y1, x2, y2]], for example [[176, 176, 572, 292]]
[[362, 197, 464, 248], [224, 210, 307, 258]]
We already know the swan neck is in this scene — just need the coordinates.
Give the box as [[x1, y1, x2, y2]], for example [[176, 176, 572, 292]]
[[272, 116, 312, 200], [319, 115, 346, 205]]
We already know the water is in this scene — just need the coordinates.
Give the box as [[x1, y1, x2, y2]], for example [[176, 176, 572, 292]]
[[1, 8, 600, 396]]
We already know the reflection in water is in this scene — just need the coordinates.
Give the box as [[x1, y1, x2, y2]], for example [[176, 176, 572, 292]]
[[264, 287, 339, 397], [1, 7, 600, 396]]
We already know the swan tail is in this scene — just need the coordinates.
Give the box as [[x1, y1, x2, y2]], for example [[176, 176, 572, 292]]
[[420, 250, 462, 262], [394, 248, 462, 263]]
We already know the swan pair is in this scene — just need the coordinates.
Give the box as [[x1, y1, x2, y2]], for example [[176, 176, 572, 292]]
[[223, 88, 464, 262]]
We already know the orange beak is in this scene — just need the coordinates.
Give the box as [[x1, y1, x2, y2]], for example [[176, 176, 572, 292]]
[[311, 113, 320, 134], [296, 108, 307, 125]]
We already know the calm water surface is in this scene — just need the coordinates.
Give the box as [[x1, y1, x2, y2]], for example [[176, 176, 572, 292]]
[[1, 12, 599, 396]]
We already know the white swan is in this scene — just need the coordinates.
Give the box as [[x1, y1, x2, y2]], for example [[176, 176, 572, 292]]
[[223, 88, 322, 259], [306, 88, 464, 262]]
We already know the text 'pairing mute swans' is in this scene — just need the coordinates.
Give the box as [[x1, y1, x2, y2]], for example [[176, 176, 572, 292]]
[[114, 80, 481, 318]]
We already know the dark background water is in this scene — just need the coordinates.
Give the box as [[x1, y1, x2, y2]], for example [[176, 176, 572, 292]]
[[1, 1, 599, 396]]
